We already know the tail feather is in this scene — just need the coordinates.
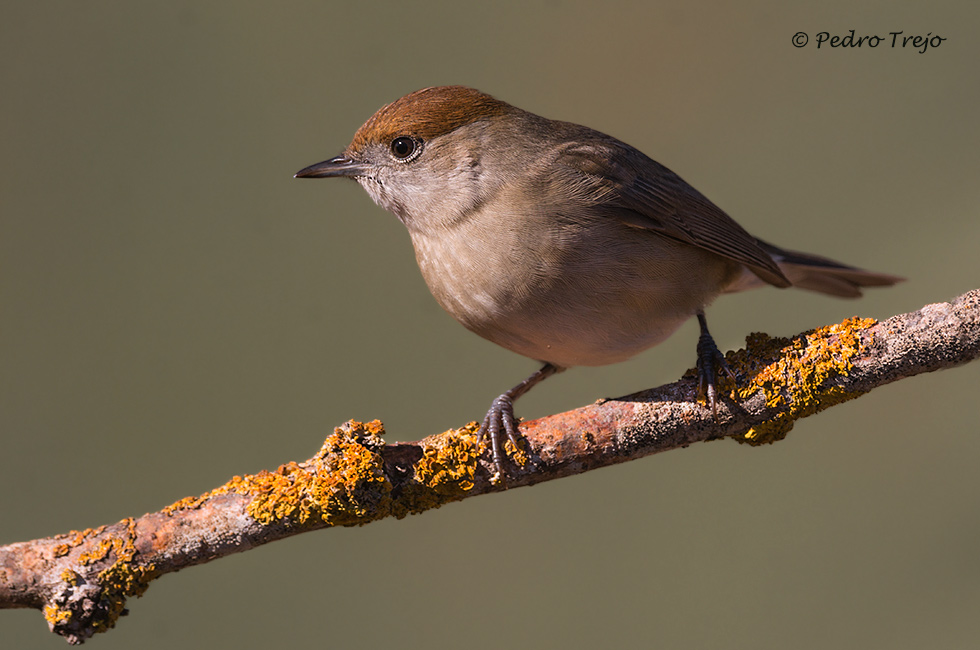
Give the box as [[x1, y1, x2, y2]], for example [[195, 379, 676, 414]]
[[726, 239, 904, 298]]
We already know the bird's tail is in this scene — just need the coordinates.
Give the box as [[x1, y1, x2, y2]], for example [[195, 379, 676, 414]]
[[726, 239, 904, 298]]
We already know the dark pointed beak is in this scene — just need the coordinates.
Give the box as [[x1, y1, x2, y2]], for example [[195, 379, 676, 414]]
[[294, 155, 368, 179]]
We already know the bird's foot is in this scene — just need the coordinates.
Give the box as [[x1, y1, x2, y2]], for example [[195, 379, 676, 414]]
[[474, 363, 562, 482], [476, 393, 526, 483], [696, 313, 735, 418]]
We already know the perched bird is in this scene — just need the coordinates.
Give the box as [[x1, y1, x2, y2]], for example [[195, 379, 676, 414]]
[[296, 86, 901, 474]]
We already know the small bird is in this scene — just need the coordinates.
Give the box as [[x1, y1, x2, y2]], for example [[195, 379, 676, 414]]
[[296, 86, 901, 474]]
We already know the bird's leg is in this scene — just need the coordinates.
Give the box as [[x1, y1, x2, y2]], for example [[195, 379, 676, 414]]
[[477, 362, 564, 477], [695, 312, 735, 417]]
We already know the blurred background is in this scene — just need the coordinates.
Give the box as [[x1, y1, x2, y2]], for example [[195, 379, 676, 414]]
[[2, 1, 978, 648]]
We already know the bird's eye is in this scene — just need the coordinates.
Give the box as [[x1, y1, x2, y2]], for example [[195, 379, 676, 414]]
[[390, 136, 421, 161]]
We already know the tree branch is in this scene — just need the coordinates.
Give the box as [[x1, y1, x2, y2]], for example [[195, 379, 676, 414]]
[[2, 289, 978, 644]]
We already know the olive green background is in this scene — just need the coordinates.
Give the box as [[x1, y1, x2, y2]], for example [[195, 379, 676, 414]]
[[3, 1, 978, 648]]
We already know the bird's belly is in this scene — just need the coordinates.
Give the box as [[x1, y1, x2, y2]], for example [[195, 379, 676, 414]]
[[412, 225, 738, 368], [471, 272, 711, 367]]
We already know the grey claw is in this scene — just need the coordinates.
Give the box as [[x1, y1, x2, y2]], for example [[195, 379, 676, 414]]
[[478, 394, 517, 478], [696, 313, 733, 418]]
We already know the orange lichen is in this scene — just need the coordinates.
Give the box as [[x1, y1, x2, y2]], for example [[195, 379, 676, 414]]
[[51, 526, 107, 557], [414, 424, 480, 495], [46, 518, 156, 639], [60, 568, 80, 586], [164, 420, 393, 528], [390, 423, 481, 516], [161, 479, 243, 515], [44, 604, 72, 626], [77, 538, 116, 566], [503, 437, 530, 470], [87, 519, 154, 629], [727, 317, 876, 445], [243, 420, 392, 526], [161, 495, 207, 514]]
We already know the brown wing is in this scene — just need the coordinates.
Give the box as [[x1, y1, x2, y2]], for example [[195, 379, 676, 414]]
[[556, 139, 791, 288]]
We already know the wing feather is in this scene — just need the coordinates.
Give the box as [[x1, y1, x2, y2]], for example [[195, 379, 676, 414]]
[[556, 140, 790, 288]]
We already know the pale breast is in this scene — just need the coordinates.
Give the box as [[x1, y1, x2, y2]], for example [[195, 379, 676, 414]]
[[409, 209, 739, 367]]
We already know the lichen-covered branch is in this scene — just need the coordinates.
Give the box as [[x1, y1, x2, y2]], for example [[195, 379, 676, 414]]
[[2, 289, 978, 645]]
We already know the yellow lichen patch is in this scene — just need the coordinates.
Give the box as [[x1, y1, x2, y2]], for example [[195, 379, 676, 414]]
[[92, 562, 156, 633], [60, 568, 80, 586], [162, 421, 392, 528], [730, 317, 876, 445], [46, 518, 156, 638], [212, 420, 392, 528], [44, 604, 72, 626], [414, 423, 480, 497], [503, 437, 530, 469], [51, 526, 107, 557], [77, 538, 116, 566], [162, 478, 243, 515], [162, 495, 206, 514], [89, 518, 156, 631]]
